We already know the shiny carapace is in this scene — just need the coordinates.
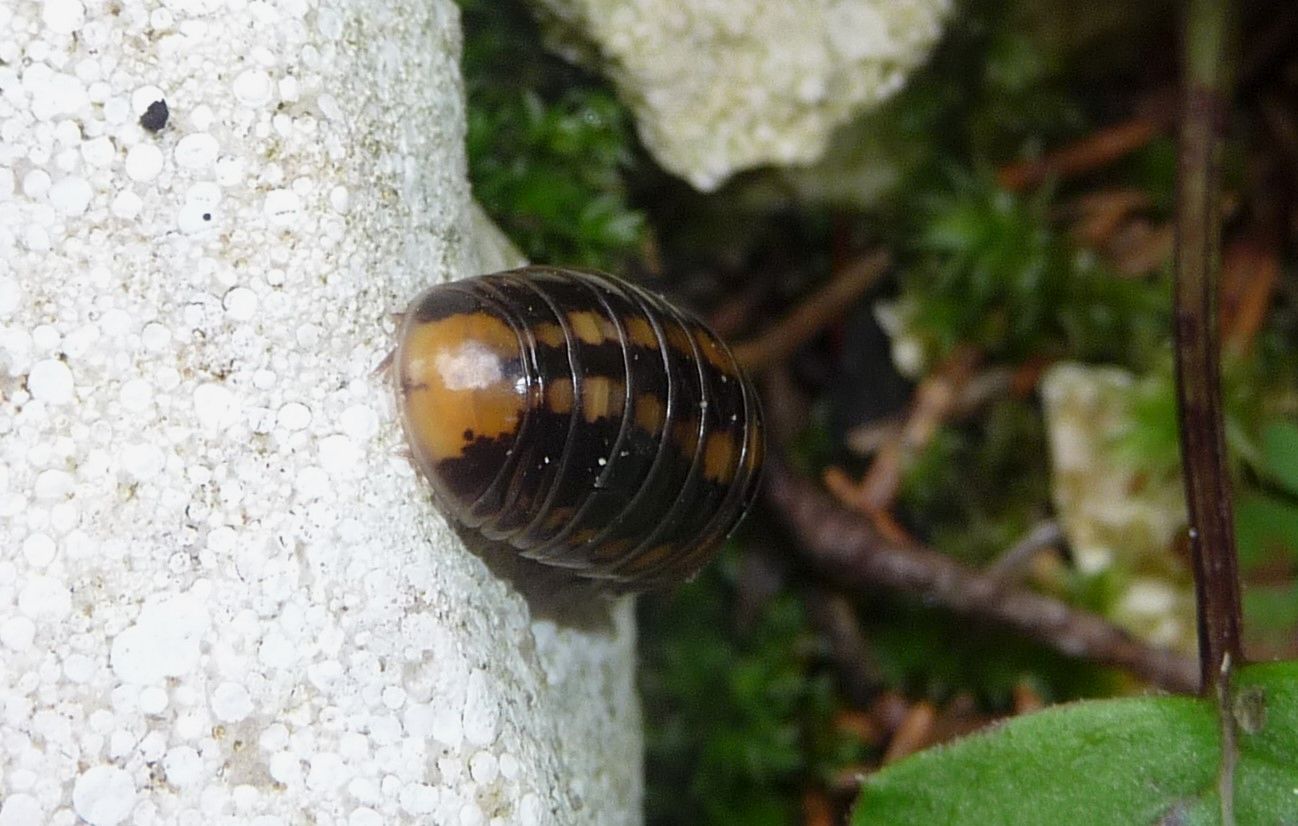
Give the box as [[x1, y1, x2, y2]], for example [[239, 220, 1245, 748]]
[[394, 266, 763, 590]]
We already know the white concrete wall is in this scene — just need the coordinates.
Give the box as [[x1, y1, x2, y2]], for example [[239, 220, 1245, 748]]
[[0, 0, 642, 823]]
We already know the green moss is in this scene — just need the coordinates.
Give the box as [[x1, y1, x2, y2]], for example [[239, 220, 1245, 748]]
[[459, 0, 645, 270], [640, 556, 868, 826], [899, 399, 1051, 566], [896, 171, 1170, 367]]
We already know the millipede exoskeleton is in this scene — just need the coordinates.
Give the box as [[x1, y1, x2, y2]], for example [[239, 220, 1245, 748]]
[[393, 266, 764, 590]]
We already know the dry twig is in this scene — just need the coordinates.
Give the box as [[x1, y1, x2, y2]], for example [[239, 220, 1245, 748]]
[[731, 250, 890, 371], [998, 116, 1166, 192], [763, 458, 1200, 693]]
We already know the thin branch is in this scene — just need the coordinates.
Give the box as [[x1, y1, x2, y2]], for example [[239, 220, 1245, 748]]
[[984, 520, 1067, 584], [833, 346, 980, 513], [997, 116, 1165, 192], [731, 250, 890, 371], [803, 587, 883, 706], [764, 458, 1200, 694], [1177, 0, 1241, 819], [1175, 0, 1243, 694]]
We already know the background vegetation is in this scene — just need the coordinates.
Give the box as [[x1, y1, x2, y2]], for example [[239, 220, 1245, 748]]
[[460, 0, 1298, 821]]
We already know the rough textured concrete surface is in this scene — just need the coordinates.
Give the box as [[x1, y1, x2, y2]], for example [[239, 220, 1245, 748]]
[[0, 0, 642, 823], [530, 0, 951, 191]]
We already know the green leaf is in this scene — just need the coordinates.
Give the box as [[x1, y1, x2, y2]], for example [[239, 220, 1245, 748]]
[[1235, 492, 1298, 572], [1261, 421, 1298, 498], [852, 661, 1298, 825]]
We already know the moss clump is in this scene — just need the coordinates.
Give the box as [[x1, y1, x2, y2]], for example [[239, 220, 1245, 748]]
[[460, 0, 645, 270]]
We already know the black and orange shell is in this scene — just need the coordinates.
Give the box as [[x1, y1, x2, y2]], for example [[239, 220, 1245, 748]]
[[393, 266, 764, 590]]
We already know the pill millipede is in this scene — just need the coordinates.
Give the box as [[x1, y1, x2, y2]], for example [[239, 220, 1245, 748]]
[[393, 266, 764, 591]]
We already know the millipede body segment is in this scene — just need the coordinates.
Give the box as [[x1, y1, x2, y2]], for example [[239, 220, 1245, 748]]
[[394, 266, 764, 590]]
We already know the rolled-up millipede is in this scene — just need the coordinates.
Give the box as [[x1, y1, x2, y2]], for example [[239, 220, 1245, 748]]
[[393, 266, 764, 590]]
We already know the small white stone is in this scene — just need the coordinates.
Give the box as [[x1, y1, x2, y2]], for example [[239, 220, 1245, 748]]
[[125, 143, 163, 182], [349, 809, 383, 826], [101, 95, 130, 124], [267, 752, 302, 785], [399, 784, 438, 816], [0, 616, 36, 651], [140, 322, 171, 351], [72, 766, 135, 826], [259, 723, 289, 752], [462, 669, 500, 746], [110, 190, 143, 219], [263, 188, 301, 226], [32, 324, 62, 352], [498, 752, 520, 781], [177, 202, 216, 234], [138, 686, 168, 714], [339, 404, 378, 441], [0, 276, 19, 317], [34, 468, 74, 500], [42, 0, 85, 34], [279, 75, 300, 102], [19, 575, 72, 621], [22, 533, 56, 567], [175, 133, 219, 170], [277, 402, 311, 431], [306, 752, 347, 791], [63, 652, 95, 682], [149, 7, 173, 30], [187, 181, 221, 207], [120, 442, 165, 481], [0, 794, 43, 826], [81, 136, 116, 168], [119, 378, 153, 411], [328, 184, 349, 214], [49, 175, 92, 215], [164, 745, 204, 786], [131, 86, 166, 117], [469, 751, 498, 785], [518, 794, 543, 826], [190, 105, 215, 131], [215, 156, 245, 186], [193, 382, 238, 430], [233, 69, 274, 106], [211, 681, 253, 722], [223, 287, 258, 321], [110, 592, 210, 682], [318, 434, 362, 477], [28, 358, 74, 403], [22, 169, 52, 199]]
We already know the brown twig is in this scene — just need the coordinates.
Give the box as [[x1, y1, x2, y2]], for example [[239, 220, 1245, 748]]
[[731, 250, 890, 371], [804, 587, 883, 706], [882, 702, 937, 764], [998, 116, 1167, 192], [1175, 0, 1243, 696], [763, 458, 1200, 693], [1176, 0, 1241, 815], [984, 520, 1067, 585], [827, 346, 980, 513], [1219, 231, 1281, 356]]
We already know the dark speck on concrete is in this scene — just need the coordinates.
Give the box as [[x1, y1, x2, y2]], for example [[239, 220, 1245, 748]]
[[139, 100, 169, 132]]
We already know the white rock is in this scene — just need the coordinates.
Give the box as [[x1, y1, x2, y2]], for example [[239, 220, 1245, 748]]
[[43, 0, 85, 33], [124, 143, 164, 181], [0, 793, 43, 826], [49, 175, 92, 214], [175, 133, 220, 170], [72, 766, 136, 826], [27, 358, 74, 403], [530, 0, 952, 190]]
